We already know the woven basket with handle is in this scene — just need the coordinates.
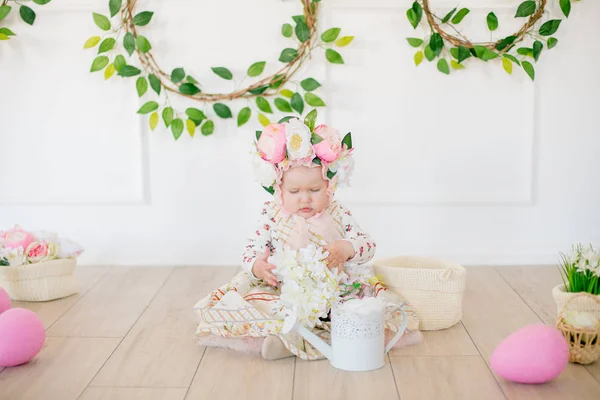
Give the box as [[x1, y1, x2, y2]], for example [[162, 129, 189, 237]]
[[555, 291, 600, 365]]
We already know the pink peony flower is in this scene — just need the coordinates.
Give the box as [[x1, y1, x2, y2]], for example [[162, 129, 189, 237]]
[[313, 124, 342, 162], [1, 226, 34, 251], [256, 123, 286, 163], [26, 241, 49, 263], [26, 241, 58, 264]]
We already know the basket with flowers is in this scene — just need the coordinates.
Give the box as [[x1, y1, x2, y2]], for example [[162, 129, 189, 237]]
[[0, 225, 84, 301]]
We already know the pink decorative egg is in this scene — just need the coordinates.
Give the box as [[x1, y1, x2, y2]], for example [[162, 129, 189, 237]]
[[0, 288, 11, 314], [490, 324, 569, 384], [0, 308, 46, 367]]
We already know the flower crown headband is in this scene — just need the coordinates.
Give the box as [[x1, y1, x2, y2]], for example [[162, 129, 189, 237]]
[[252, 109, 354, 195]]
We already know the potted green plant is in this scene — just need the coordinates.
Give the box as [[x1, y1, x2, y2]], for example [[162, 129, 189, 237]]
[[553, 243, 600, 364]]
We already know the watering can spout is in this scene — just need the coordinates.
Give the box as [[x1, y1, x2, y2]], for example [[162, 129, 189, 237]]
[[282, 312, 333, 361], [295, 324, 333, 360]]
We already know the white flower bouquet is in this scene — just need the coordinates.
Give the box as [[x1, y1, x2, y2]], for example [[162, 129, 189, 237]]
[[269, 244, 345, 329], [0, 225, 84, 301]]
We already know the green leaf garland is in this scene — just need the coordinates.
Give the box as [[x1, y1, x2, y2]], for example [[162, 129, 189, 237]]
[[403, 0, 580, 82], [83, 0, 353, 138]]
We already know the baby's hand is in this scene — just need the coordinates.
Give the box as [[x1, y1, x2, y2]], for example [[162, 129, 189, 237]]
[[323, 240, 355, 273], [252, 248, 278, 286]]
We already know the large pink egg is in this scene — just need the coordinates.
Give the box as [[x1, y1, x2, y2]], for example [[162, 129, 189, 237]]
[[490, 324, 569, 384], [0, 288, 11, 314], [0, 308, 46, 367]]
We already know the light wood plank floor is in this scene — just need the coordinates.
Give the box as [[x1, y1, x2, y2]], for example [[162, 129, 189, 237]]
[[1, 266, 599, 400]]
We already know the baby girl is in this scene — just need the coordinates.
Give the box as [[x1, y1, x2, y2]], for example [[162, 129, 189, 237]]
[[194, 110, 419, 360]]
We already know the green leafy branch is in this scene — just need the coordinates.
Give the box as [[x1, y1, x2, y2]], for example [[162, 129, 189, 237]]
[[0, 0, 51, 41], [84, 0, 353, 140], [406, 0, 577, 81]]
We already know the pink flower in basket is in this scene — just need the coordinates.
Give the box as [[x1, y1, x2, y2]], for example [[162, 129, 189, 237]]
[[0, 225, 34, 251], [25, 241, 59, 264]]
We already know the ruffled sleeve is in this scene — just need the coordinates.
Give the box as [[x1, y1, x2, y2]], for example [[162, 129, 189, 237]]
[[339, 203, 376, 264], [241, 201, 275, 278]]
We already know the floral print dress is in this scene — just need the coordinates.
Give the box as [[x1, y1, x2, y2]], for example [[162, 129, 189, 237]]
[[193, 200, 418, 360]]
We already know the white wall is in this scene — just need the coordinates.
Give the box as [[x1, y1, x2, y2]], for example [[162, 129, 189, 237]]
[[0, 0, 598, 266]]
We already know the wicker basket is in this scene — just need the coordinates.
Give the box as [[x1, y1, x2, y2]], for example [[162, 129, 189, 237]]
[[373, 255, 466, 331], [0, 258, 79, 301], [554, 288, 600, 365]]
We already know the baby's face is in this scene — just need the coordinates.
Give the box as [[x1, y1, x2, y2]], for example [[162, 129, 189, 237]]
[[281, 166, 330, 218]]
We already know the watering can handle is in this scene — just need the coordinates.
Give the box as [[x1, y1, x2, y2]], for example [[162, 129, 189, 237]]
[[384, 305, 408, 354]]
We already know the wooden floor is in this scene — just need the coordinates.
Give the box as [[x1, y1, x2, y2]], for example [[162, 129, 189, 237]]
[[1, 266, 599, 400]]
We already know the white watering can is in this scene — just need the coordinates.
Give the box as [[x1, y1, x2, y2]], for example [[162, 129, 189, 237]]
[[281, 297, 407, 372]]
